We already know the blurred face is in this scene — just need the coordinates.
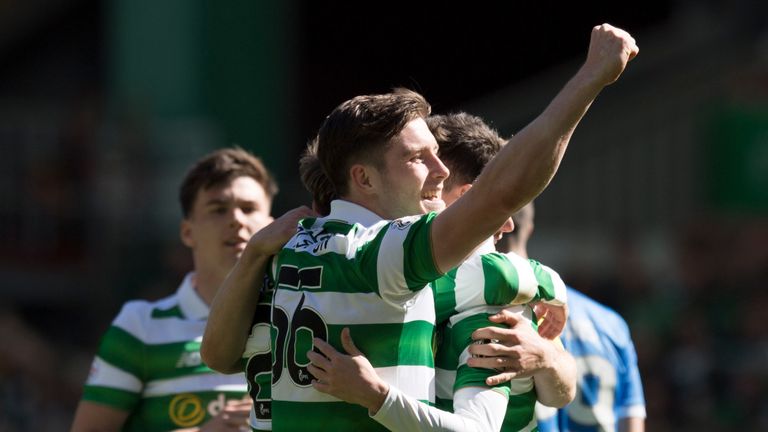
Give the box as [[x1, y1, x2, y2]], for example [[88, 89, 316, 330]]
[[180, 176, 273, 278], [372, 118, 450, 219]]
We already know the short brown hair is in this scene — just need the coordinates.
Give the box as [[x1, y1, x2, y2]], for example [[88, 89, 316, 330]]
[[427, 113, 506, 190], [179, 147, 278, 218], [317, 88, 431, 196], [299, 137, 336, 216]]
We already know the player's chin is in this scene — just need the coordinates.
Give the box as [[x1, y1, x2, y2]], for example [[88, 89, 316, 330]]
[[421, 198, 446, 214]]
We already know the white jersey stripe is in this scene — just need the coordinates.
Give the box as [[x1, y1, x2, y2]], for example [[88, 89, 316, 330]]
[[435, 367, 455, 399], [143, 373, 247, 397], [505, 252, 540, 302], [86, 357, 143, 392], [377, 216, 422, 305], [273, 365, 435, 403], [276, 289, 434, 324]]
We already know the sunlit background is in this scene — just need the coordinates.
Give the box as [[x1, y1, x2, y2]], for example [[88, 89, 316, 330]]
[[1, 1, 766, 430]]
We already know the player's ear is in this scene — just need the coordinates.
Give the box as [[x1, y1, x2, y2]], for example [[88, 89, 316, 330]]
[[457, 183, 472, 197], [180, 219, 195, 248], [349, 164, 377, 195]]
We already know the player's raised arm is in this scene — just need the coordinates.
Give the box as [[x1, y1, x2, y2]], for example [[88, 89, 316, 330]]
[[431, 24, 638, 272]]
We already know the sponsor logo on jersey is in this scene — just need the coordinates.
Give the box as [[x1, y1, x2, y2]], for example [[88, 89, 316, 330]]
[[169, 393, 206, 427], [169, 393, 249, 427]]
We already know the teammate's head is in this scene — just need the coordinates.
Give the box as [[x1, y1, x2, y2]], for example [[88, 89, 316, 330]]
[[427, 112, 512, 241], [496, 202, 535, 257], [299, 137, 336, 216], [179, 147, 277, 279], [427, 112, 506, 205], [317, 88, 449, 219]]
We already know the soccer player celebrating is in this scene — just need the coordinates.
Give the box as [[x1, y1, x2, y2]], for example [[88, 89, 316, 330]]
[[306, 112, 576, 431], [204, 23, 638, 431]]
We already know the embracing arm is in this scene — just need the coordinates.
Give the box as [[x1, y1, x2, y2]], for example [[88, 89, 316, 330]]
[[431, 24, 638, 272], [202, 206, 315, 374], [308, 328, 507, 432], [467, 309, 576, 407]]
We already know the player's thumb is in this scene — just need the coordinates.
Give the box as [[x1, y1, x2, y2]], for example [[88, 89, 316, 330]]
[[341, 327, 363, 356], [533, 303, 551, 323], [489, 308, 523, 326]]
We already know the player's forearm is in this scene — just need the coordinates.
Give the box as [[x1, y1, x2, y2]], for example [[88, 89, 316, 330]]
[[431, 67, 609, 273], [372, 386, 506, 432], [201, 247, 269, 374], [533, 344, 577, 408], [479, 65, 606, 214]]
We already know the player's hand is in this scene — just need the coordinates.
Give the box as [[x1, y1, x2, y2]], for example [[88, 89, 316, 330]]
[[196, 399, 252, 431], [582, 23, 639, 86], [533, 302, 567, 339], [247, 206, 316, 255], [307, 328, 389, 413], [467, 310, 559, 386]]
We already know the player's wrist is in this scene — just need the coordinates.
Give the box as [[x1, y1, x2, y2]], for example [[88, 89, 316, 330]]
[[366, 381, 390, 414]]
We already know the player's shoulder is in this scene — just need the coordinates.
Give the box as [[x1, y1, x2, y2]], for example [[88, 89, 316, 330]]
[[388, 212, 435, 231], [568, 288, 631, 334], [112, 292, 178, 334]]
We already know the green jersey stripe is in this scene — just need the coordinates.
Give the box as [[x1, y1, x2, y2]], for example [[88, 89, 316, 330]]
[[98, 326, 146, 379], [325, 322, 435, 367], [502, 392, 539, 432], [151, 305, 183, 319], [123, 391, 249, 432], [82, 385, 138, 410], [433, 267, 459, 324]]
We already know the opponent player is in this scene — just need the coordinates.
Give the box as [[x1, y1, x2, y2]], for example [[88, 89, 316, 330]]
[[71, 148, 277, 431], [498, 203, 647, 432]]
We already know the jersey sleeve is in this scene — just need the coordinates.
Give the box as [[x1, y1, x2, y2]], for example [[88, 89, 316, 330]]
[[80, 302, 146, 411], [451, 251, 567, 312], [615, 320, 647, 419], [372, 385, 508, 432], [358, 212, 443, 304]]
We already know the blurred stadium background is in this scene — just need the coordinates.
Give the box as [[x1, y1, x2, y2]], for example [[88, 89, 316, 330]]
[[0, 0, 766, 430]]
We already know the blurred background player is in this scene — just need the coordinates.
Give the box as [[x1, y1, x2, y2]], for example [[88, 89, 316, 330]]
[[497, 202, 647, 432], [71, 147, 277, 432]]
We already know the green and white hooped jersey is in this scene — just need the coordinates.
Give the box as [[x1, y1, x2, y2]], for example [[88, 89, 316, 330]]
[[243, 271, 276, 431], [81, 273, 248, 431], [436, 305, 540, 432], [432, 239, 567, 325], [270, 200, 443, 431], [433, 241, 566, 431]]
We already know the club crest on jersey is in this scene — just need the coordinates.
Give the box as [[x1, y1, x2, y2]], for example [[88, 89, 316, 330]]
[[392, 218, 415, 230]]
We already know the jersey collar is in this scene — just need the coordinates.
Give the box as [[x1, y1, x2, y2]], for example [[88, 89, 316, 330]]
[[177, 272, 209, 320], [328, 199, 386, 228]]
